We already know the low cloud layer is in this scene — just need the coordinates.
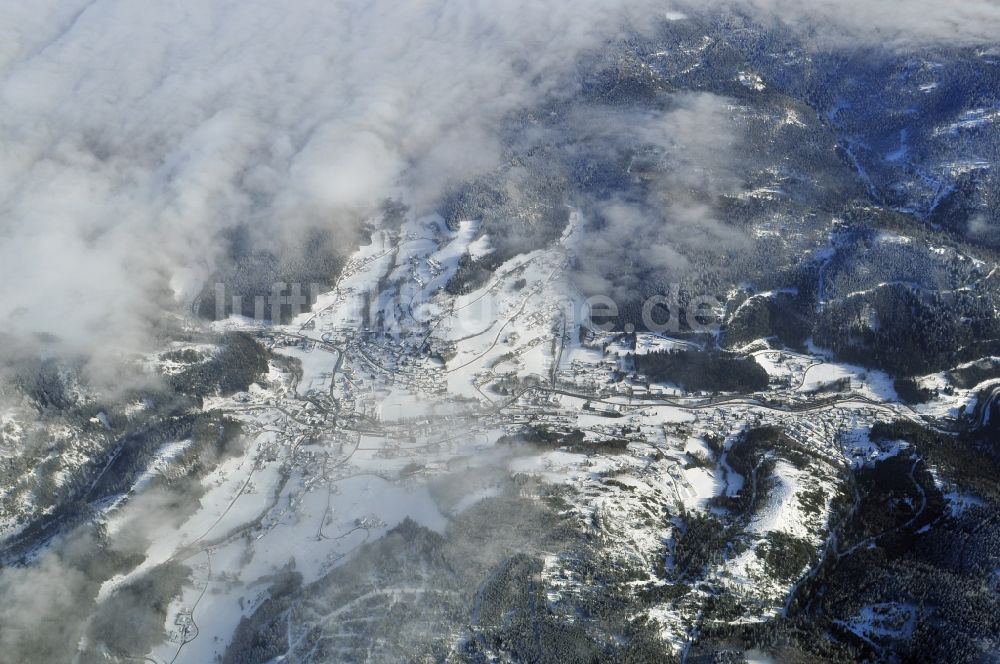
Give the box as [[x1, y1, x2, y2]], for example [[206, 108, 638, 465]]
[[0, 0, 662, 364], [1, 0, 998, 371], [679, 0, 1000, 46]]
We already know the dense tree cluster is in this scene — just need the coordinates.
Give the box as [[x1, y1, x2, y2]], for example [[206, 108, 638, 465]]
[[893, 377, 934, 404], [671, 512, 731, 580], [633, 350, 769, 393], [815, 282, 1000, 377], [761, 417, 1000, 663], [11, 357, 79, 412], [947, 358, 1000, 389], [499, 425, 630, 454], [169, 332, 270, 397], [197, 226, 352, 323], [721, 291, 813, 351], [871, 418, 1000, 502]]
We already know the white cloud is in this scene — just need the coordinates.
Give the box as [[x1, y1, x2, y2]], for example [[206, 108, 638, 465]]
[[0, 0, 663, 363], [684, 0, 1000, 46], [0, 0, 997, 369]]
